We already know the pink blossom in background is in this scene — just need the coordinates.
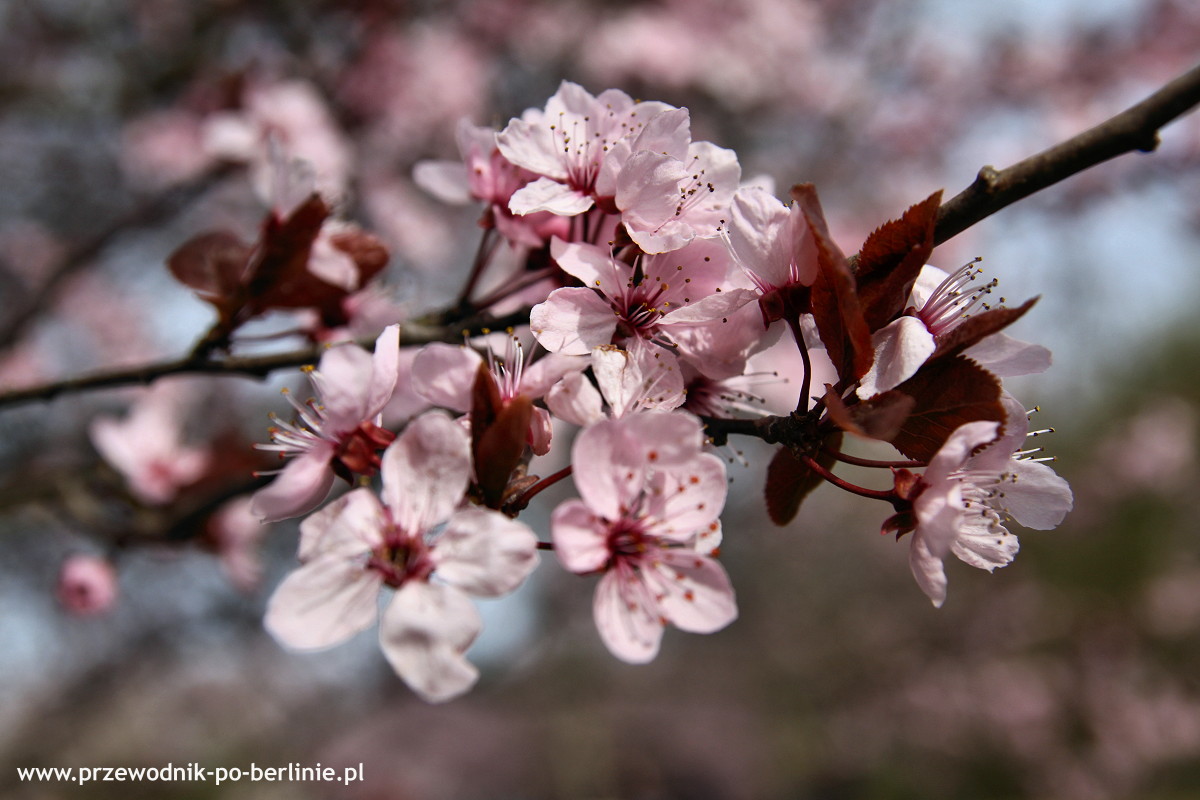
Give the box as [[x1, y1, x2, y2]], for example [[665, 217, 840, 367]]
[[56, 554, 119, 616], [207, 497, 269, 593], [203, 80, 354, 205], [119, 108, 212, 190], [89, 382, 211, 506]]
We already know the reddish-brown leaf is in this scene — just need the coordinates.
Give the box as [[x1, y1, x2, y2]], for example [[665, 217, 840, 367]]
[[855, 191, 942, 332], [932, 297, 1037, 360], [475, 396, 533, 509], [246, 193, 339, 312], [889, 356, 1005, 462], [791, 184, 872, 383], [470, 363, 532, 509], [330, 228, 390, 284], [824, 386, 915, 442], [166, 231, 251, 311], [764, 432, 841, 525]]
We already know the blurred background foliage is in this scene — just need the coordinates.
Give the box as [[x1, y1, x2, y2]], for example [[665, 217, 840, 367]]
[[2, 0, 1200, 798]]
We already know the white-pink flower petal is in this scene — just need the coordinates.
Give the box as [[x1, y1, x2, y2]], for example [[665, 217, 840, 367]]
[[433, 507, 539, 597], [379, 581, 482, 703], [264, 554, 381, 650], [381, 412, 471, 534]]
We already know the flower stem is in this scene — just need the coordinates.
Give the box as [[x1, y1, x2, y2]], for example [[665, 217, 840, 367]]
[[512, 465, 573, 510], [800, 454, 896, 502], [826, 449, 925, 469], [788, 315, 813, 414]]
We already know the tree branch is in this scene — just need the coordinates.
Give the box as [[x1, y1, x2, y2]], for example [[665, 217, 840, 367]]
[[0, 307, 532, 410], [934, 61, 1200, 246]]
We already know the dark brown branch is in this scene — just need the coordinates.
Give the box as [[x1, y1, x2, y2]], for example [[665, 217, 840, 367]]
[[934, 62, 1200, 246], [0, 307, 531, 410]]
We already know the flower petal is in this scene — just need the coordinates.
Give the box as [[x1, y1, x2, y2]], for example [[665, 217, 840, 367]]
[[379, 581, 481, 703], [509, 177, 594, 216], [264, 554, 380, 650], [951, 515, 1020, 572], [546, 371, 605, 427], [381, 411, 471, 533], [365, 324, 402, 418], [297, 487, 386, 562], [251, 447, 336, 523], [411, 342, 482, 413], [530, 287, 617, 355], [1000, 460, 1074, 530], [909, 531, 949, 608], [652, 549, 737, 634], [857, 316, 936, 398], [963, 332, 1052, 377], [433, 507, 539, 597], [551, 499, 611, 574], [593, 566, 663, 664]]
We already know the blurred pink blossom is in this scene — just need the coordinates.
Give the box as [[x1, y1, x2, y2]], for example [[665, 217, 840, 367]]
[[56, 554, 119, 616]]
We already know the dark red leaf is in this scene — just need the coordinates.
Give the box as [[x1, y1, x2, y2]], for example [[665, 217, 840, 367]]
[[330, 228, 390, 284], [246, 193, 339, 312], [889, 356, 1005, 462], [764, 432, 841, 526], [166, 231, 251, 311], [470, 364, 532, 509], [932, 297, 1037, 360], [855, 191, 942, 331], [791, 184, 873, 383]]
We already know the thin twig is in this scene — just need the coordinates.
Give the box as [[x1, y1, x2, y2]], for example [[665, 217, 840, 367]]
[[0, 307, 532, 410], [934, 62, 1200, 246]]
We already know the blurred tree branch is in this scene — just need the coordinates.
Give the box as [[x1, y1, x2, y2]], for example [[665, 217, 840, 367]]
[[934, 61, 1200, 245]]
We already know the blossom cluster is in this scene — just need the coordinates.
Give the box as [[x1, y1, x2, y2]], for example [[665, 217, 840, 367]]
[[118, 81, 1073, 702]]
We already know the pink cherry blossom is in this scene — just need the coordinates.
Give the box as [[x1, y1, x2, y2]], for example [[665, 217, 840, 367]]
[[546, 343, 685, 427], [56, 554, 119, 616], [530, 237, 755, 355], [264, 411, 539, 702], [497, 81, 673, 216], [411, 334, 585, 455], [414, 119, 570, 248], [857, 262, 1053, 398], [616, 133, 741, 253], [550, 412, 735, 662], [725, 185, 820, 299], [907, 413, 1073, 607], [89, 382, 211, 506], [252, 325, 401, 522]]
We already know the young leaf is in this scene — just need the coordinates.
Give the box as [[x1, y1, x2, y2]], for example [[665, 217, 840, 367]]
[[469, 363, 532, 509], [764, 432, 841, 525], [791, 184, 873, 383], [931, 297, 1037, 360], [823, 386, 915, 442], [855, 191, 942, 332], [166, 231, 251, 312], [888, 356, 1005, 461]]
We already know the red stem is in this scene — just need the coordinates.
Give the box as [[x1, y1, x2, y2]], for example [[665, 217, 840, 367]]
[[800, 454, 896, 502]]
